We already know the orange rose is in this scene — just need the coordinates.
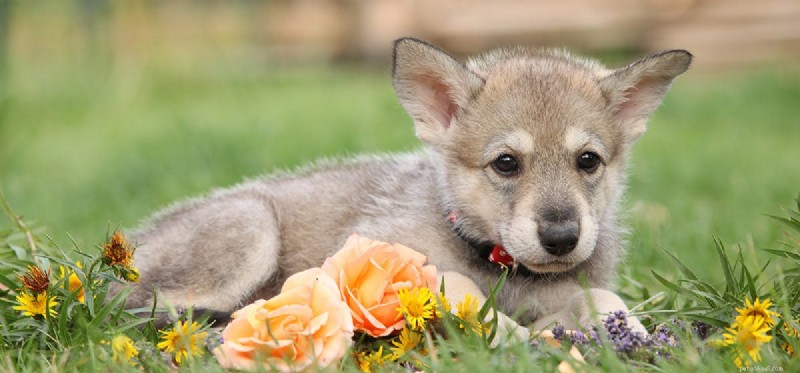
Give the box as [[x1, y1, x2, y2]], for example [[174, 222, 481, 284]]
[[214, 268, 353, 372], [321, 234, 438, 337]]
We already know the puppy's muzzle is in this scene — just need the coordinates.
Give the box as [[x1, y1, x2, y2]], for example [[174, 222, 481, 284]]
[[537, 208, 580, 257]]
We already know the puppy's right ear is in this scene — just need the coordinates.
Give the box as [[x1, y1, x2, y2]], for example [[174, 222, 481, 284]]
[[392, 38, 484, 145]]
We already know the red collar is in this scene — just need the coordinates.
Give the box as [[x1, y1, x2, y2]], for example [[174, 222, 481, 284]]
[[448, 210, 516, 267]]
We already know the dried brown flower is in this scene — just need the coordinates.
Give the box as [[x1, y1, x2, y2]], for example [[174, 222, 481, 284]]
[[102, 230, 135, 268], [18, 265, 50, 294]]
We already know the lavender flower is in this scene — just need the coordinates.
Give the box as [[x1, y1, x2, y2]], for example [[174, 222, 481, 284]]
[[552, 324, 566, 341]]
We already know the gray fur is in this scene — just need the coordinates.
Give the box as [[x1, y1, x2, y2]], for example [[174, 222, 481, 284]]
[[125, 38, 691, 332]]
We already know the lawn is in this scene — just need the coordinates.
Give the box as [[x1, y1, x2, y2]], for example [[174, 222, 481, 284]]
[[2, 7, 800, 370]]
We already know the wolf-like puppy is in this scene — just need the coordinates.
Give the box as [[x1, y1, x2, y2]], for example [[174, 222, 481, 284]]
[[125, 38, 691, 337]]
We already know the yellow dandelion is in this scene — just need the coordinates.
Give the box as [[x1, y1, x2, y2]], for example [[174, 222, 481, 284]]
[[102, 230, 135, 268], [122, 267, 140, 283], [357, 346, 392, 372], [781, 319, 799, 355], [13, 290, 58, 318], [58, 262, 85, 304], [456, 293, 486, 334], [734, 297, 780, 328], [157, 320, 207, 365], [434, 292, 451, 318], [111, 335, 139, 365], [390, 328, 423, 360], [721, 315, 772, 368], [19, 265, 50, 294], [396, 287, 434, 331]]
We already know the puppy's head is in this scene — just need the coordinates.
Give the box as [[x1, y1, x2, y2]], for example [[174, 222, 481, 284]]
[[392, 38, 691, 273]]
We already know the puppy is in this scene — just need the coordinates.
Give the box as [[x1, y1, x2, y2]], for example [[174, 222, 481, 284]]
[[125, 38, 691, 338]]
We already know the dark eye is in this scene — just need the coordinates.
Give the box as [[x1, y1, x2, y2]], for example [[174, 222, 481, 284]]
[[577, 152, 602, 173], [492, 154, 519, 176]]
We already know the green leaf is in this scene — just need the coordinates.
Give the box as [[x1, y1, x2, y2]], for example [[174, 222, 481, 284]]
[[662, 249, 700, 281], [714, 237, 738, 293]]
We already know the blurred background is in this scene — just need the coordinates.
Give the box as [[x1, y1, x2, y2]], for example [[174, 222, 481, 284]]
[[0, 0, 799, 286]]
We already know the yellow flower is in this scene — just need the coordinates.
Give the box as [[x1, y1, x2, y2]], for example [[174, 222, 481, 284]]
[[111, 335, 139, 365], [13, 290, 58, 318], [157, 321, 207, 365], [390, 328, 423, 361], [434, 292, 451, 318], [456, 293, 486, 334], [396, 287, 434, 331], [721, 315, 772, 368], [356, 346, 392, 373], [122, 267, 140, 283], [782, 319, 799, 355], [58, 262, 85, 304], [18, 265, 50, 294], [734, 297, 779, 328]]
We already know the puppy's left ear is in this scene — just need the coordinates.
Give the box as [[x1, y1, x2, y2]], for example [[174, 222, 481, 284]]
[[600, 50, 692, 143]]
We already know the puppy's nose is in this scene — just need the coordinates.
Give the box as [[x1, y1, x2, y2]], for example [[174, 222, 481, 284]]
[[538, 221, 580, 256]]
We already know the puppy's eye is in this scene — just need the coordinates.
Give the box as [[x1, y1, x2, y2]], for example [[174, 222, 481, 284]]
[[577, 152, 602, 173], [492, 154, 519, 176]]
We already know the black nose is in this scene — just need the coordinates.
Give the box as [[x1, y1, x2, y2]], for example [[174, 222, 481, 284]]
[[538, 221, 580, 256]]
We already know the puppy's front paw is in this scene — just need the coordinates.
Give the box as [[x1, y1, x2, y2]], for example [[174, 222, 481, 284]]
[[490, 311, 530, 347]]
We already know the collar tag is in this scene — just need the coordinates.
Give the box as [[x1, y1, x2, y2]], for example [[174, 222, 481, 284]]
[[488, 244, 515, 267]]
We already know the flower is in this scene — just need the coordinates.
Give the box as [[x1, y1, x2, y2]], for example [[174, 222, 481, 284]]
[[734, 297, 779, 328], [390, 328, 423, 360], [214, 268, 354, 372], [321, 234, 437, 337], [434, 292, 451, 318], [356, 346, 392, 373], [720, 315, 772, 368], [111, 335, 139, 365], [396, 287, 434, 331], [58, 262, 85, 304], [122, 267, 140, 283], [781, 319, 799, 355], [19, 265, 49, 294], [13, 290, 58, 318], [101, 230, 141, 283], [102, 230, 135, 268], [455, 293, 485, 334], [157, 320, 207, 365]]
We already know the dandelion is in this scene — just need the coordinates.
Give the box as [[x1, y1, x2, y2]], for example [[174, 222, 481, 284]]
[[157, 320, 207, 365], [390, 328, 423, 360], [720, 315, 772, 368], [111, 335, 139, 365], [396, 287, 434, 331], [434, 292, 451, 318], [356, 346, 392, 373], [734, 297, 779, 328], [18, 265, 50, 294], [781, 319, 799, 355], [13, 291, 58, 318], [58, 262, 85, 304], [455, 293, 486, 334]]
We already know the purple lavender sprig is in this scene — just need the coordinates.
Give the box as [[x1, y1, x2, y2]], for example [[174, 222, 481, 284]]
[[547, 311, 679, 363]]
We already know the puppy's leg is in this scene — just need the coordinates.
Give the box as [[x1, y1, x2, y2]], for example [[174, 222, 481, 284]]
[[533, 288, 646, 334], [441, 271, 529, 344], [125, 195, 280, 317]]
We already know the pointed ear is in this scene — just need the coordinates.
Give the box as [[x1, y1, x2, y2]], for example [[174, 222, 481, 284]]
[[600, 50, 692, 143], [392, 38, 485, 145]]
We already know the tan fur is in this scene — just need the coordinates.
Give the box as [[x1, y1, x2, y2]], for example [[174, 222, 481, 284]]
[[124, 38, 691, 337]]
